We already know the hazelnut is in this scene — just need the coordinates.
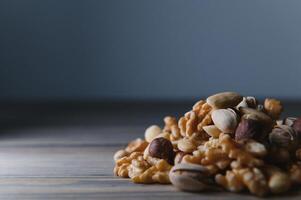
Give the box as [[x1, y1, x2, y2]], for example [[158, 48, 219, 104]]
[[269, 125, 298, 150], [292, 117, 301, 138], [235, 118, 264, 141], [149, 137, 175, 165]]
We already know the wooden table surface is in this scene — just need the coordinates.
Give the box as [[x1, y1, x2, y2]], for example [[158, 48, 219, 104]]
[[0, 101, 301, 199]]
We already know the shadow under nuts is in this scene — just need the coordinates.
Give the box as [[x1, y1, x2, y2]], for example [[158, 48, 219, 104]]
[[149, 137, 175, 165], [169, 163, 211, 192]]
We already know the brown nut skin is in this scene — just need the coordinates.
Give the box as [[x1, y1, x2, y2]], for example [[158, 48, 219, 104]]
[[149, 137, 175, 165], [235, 118, 264, 141], [293, 117, 301, 138]]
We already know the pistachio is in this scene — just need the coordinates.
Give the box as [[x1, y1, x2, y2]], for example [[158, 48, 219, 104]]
[[245, 96, 257, 108], [174, 151, 187, 164], [284, 117, 297, 127], [211, 109, 238, 134], [169, 163, 211, 192], [239, 107, 272, 124], [236, 96, 257, 109], [202, 125, 222, 138], [144, 125, 162, 142], [149, 137, 175, 165], [206, 92, 243, 109], [292, 117, 301, 137], [236, 97, 249, 109], [276, 117, 296, 127], [235, 118, 264, 141], [269, 125, 298, 150]]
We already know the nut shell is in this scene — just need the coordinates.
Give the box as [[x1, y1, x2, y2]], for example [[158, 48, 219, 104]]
[[269, 125, 298, 150], [169, 163, 211, 192], [206, 92, 243, 109], [292, 117, 301, 138], [203, 125, 222, 138], [239, 107, 272, 125], [212, 109, 238, 134]]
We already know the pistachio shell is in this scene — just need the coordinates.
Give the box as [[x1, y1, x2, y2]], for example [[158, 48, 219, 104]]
[[245, 96, 257, 108], [269, 125, 298, 150], [203, 125, 222, 138], [169, 163, 210, 192], [206, 92, 243, 109], [276, 117, 296, 127], [284, 117, 297, 127], [211, 109, 238, 133], [236, 97, 249, 109], [240, 107, 272, 125]]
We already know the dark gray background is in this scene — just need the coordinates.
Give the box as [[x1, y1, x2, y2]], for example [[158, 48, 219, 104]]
[[1, 0, 301, 101]]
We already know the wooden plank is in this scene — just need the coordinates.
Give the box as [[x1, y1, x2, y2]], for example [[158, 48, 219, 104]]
[[0, 102, 300, 199], [0, 146, 116, 177], [0, 177, 299, 200], [0, 126, 144, 147]]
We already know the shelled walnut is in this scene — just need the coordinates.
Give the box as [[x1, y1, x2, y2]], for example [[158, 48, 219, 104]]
[[113, 92, 301, 196]]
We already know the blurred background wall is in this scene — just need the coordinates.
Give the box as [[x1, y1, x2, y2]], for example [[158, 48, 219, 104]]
[[1, 0, 301, 101]]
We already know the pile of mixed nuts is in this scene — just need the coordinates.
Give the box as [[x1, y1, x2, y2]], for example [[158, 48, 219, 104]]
[[113, 92, 301, 196]]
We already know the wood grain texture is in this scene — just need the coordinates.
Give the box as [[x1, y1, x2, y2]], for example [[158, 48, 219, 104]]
[[0, 102, 300, 199]]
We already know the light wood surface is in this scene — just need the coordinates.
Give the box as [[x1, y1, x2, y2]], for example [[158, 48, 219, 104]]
[[0, 102, 301, 199]]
